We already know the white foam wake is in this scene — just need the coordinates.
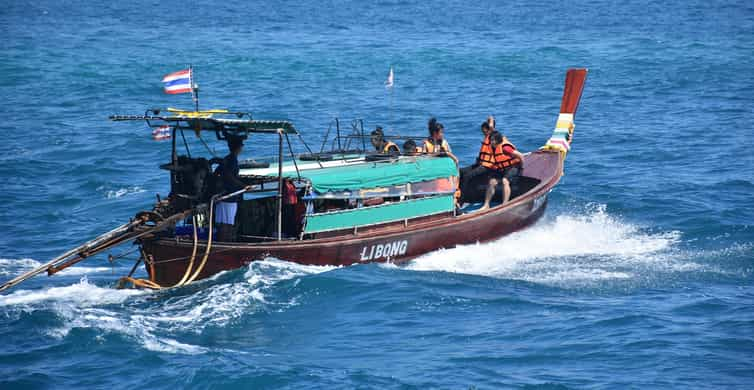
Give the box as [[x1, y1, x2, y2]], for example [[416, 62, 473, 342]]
[[406, 204, 687, 286], [96, 185, 145, 199], [0, 276, 142, 307], [0, 258, 112, 277], [0, 259, 335, 354]]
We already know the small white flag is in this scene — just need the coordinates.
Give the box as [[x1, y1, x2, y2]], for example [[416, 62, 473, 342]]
[[385, 66, 394, 89]]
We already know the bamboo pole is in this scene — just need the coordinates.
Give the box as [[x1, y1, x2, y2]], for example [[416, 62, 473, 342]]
[[0, 220, 140, 293]]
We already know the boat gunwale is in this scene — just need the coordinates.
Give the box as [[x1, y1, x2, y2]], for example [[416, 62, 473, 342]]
[[147, 150, 564, 250]]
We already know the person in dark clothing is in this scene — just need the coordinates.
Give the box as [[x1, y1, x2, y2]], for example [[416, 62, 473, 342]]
[[459, 121, 495, 203], [214, 137, 250, 241]]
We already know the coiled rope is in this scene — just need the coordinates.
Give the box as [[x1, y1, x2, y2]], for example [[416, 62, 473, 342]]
[[119, 193, 224, 290]]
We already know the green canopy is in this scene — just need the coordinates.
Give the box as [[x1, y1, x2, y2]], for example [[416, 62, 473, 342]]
[[294, 156, 458, 194]]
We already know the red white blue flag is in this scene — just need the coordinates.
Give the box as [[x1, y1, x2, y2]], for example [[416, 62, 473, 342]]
[[162, 69, 192, 94], [152, 125, 172, 141]]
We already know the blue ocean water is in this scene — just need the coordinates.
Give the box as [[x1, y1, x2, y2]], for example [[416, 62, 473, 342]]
[[1, 0, 753, 388]]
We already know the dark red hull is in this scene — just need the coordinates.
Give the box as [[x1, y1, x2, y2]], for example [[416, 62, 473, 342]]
[[140, 151, 562, 286]]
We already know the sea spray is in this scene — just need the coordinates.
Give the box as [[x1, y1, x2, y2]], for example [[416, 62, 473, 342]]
[[0, 259, 336, 354], [406, 204, 688, 286]]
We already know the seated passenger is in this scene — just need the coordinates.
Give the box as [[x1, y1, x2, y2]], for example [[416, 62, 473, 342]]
[[402, 139, 422, 155], [480, 131, 525, 210], [459, 121, 494, 203], [370, 127, 400, 155], [422, 120, 458, 164]]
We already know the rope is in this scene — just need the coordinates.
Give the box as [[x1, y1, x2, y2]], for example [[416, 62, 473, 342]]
[[118, 276, 162, 290], [173, 214, 199, 287], [118, 189, 240, 290], [183, 196, 216, 285], [118, 212, 204, 290]]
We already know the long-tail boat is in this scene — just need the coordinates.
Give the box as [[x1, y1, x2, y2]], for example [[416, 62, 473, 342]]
[[0, 68, 587, 292]]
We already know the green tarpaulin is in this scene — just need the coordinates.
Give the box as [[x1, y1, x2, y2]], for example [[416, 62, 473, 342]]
[[293, 156, 458, 194], [304, 195, 455, 234]]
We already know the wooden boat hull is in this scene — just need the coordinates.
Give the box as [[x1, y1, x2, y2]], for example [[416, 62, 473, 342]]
[[140, 150, 561, 286]]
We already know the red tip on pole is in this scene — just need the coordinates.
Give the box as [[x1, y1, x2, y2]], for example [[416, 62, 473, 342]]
[[559, 68, 588, 116]]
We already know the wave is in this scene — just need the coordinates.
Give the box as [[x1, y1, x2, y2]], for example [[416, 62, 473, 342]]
[[0, 259, 335, 354], [0, 258, 112, 277], [96, 185, 145, 199], [0, 276, 142, 307], [406, 204, 689, 287]]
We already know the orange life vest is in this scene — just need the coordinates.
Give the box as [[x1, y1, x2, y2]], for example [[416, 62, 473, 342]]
[[423, 138, 450, 154], [481, 137, 521, 171], [477, 135, 493, 164], [382, 141, 399, 154]]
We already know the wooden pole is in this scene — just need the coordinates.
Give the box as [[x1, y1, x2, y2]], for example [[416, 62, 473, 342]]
[[277, 130, 284, 240], [335, 118, 341, 151], [0, 220, 140, 293]]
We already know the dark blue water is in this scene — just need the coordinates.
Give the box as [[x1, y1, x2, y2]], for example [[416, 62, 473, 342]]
[[1, 0, 753, 388]]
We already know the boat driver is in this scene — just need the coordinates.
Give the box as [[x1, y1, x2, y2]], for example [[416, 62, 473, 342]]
[[480, 131, 525, 210], [370, 127, 400, 155], [215, 137, 251, 241]]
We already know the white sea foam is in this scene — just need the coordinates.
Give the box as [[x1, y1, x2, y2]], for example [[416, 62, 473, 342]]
[[0, 258, 113, 277], [0, 276, 142, 307], [144, 258, 338, 331], [406, 204, 689, 286], [0, 259, 335, 354], [97, 185, 145, 199]]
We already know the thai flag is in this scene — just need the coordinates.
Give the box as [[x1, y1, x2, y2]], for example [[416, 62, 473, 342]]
[[162, 69, 193, 94], [152, 125, 172, 141]]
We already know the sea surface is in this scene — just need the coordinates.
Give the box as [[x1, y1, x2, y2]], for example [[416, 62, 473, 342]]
[[1, 0, 753, 388]]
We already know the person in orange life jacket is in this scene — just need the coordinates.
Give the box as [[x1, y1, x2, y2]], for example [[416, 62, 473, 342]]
[[480, 131, 525, 210], [370, 127, 400, 155], [459, 120, 495, 203], [215, 137, 252, 242], [422, 119, 458, 164]]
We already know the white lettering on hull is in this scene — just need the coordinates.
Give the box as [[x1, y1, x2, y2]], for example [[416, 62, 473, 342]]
[[359, 240, 408, 261]]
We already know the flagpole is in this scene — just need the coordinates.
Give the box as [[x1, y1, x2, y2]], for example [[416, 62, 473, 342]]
[[389, 84, 393, 132], [190, 65, 199, 112], [386, 65, 394, 132]]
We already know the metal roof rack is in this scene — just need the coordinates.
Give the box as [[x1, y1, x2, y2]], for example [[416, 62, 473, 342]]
[[109, 108, 298, 135]]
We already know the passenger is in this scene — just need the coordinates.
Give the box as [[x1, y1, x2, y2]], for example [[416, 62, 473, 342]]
[[370, 127, 400, 155], [480, 131, 525, 210], [422, 121, 458, 164], [459, 121, 495, 203], [402, 139, 422, 155], [487, 115, 496, 131], [215, 137, 251, 241]]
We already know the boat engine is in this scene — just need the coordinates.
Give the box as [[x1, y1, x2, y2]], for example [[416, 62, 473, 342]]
[[164, 156, 219, 210]]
